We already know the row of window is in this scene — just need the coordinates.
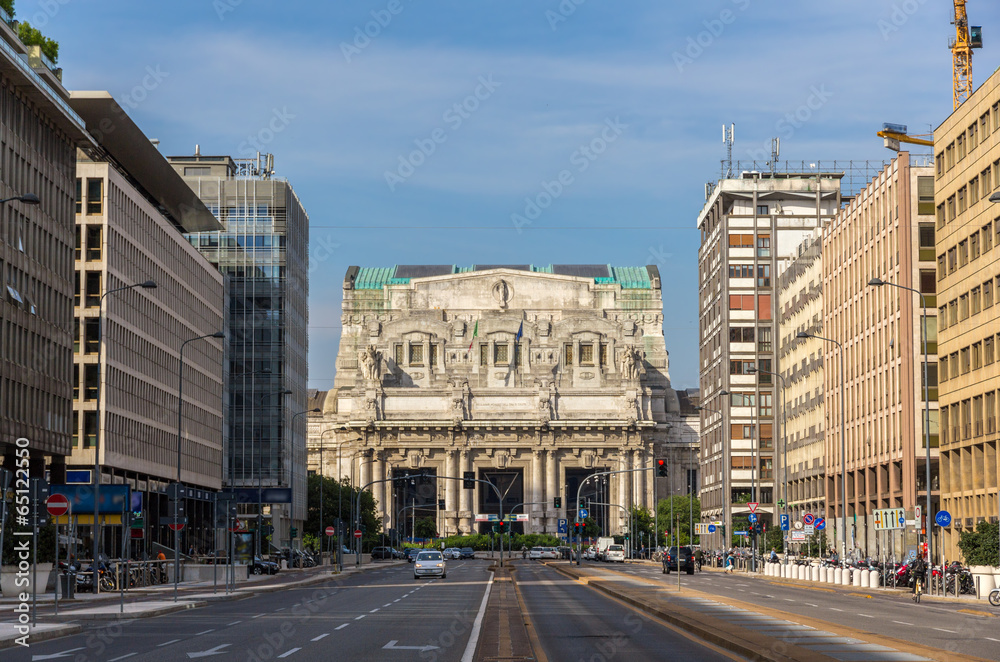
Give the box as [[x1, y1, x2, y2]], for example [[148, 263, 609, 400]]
[[728, 263, 771, 286], [938, 217, 997, 279], [936, 104, 999, 177], [727, 233, 772, 257], [728, 358, 773, 383], [728, 294, 773, 319], [75, 177, 104, 215], [938, 274, 999, 330], [940, 390, 1000, 445], [939, 333, 1000, 382]]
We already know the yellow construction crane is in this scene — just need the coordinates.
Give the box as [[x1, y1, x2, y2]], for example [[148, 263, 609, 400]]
[[877, 123, 934, 151], [952, 0, 983, 109]]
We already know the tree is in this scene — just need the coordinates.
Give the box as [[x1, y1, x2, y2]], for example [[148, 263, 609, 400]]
[[1, 1, 14, 17], [656, 494, 701, 546], [17, 21, 59, 63], [414, 517, 436, 540], [304, 474, 380, 551], [958, 520, 999, 567]]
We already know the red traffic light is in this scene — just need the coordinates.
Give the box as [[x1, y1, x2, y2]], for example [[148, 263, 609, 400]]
[[657, 459, 668, 477]]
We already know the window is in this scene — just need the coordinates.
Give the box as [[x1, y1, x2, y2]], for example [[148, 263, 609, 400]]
[[728, 264, 753, 278], [959, 239, 969, 266], [972, 231, 981, 259], [408, 343, 423, 366], [728, 234, 754, 247], [985, 279, 994, 308], [83, 411, 97, 449], [184, 166, 211, 176], [922, 316, 937, 348], [959, 293, 969, 320], [919, 224, 935, 249], [972, 286, 982, 315], [936, 152, 944, 177], [947, 195, 956, 222], [757, 264, 771, 287], [949, 299, 958, 326], [759, 393, 773, 416], [86, 178, 103, 215], [730, 424, 756, 440], [984, 221, 994, 253], [729, 360, 756, 375], [986, 336, 995, 365], [757, 235, 771, 258], [937, 253, 946, 280], [919, 269, 936, 295], [756, 204, 769, 215], [730, 326, 754, 342], [84, 364, 99, 400], [731, 392, 756, 407], [84, 318, 99, 354], [937, 202, 946, 229], [731, 456, 753, 470], [74, 225, 81, 260], [75, 178, 81, 215], [757, 358, 772, 383], [960, 346, 970, 374], [758, 294, 771, 320], [917, 177, 935, 215], [728, 294, 755, 311], [958, 186, 967, 214], [969, 122, 979, 149], [757, 327, 772, 352], [958, 133, 966, 160], [947, 247, 957, 274], [86, 225, 102, 261], [579, 343, 594, 366], [972, 342, 982, 370], [480, 343, 488, 366], [600, 343, 608, 366], [940, 354, 949, 382], [429, 344, 437, 368], [394, 344, 403, 365], [494, 343, 509, 365], [564, 344, 573, 365], [84, 271, 101, 308], [939, 305, 948, 331]]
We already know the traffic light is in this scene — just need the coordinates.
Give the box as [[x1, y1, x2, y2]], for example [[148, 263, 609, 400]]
[[554, 496, 562, 509], [290, 526, 297, 539], [497, 521, 506, 534], [657, 459, 668, 477], [463, 471, 475, 488], [438, 499, 445, 509]]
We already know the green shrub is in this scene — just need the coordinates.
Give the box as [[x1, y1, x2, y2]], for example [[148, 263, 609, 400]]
[[957, 520, 999, 567], [17, 21, 59, 63]]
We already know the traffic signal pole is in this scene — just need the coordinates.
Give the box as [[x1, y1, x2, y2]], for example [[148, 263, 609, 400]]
[[576, 467, 653, 565]]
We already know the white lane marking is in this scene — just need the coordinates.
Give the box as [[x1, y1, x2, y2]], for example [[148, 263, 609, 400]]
[[460, 571, 495, 662], [383, 603, 392, 607], [933, 628, 957, 633], [108, 655, 137, 662], [336, 624, 349, 631], [829, 608, 843, 612], [370, 608, 380, 613], [277, 648, 300, 658], [986, 637, 1000, 642], [196, 629, 215, 635], [312, 634, 330, 642], [783, 599, 796, 602], [355, 615, 366, 620], [805, 603, 818, 608], [892, 621, 913, 626], [393, 599, 400, 602], [276, 607, 286, 612], [252, 613, 264, 619], [227, 621, 242, 626], [858, 614, 873, 618], [157, 639, 181, 647]]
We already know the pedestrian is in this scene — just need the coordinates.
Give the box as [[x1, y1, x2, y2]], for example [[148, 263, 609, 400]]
[[695, 548, 704, 572], [725, 550, 734, 574]]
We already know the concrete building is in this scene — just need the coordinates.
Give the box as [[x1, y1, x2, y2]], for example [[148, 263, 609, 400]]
[[934, 69, 1000, 561], [820, 152, 937, 560], [66, 92, 226, 553], [309, 265, 697, 541], [0, 14, 99, 481], [775, 228, 826, 546], [697, 169, 845, 551], [169, 152, 309, 548]]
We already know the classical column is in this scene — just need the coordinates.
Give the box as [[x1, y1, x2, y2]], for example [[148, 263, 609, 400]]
[[459, 450, 471, 533], [360, 450, 371, 492], [446, 450, 457, 535], [532, 449, 544, 532], [633, 449, 645, 510], [546, 449, 558, 533], [373, 451, 385, 520], [619, 449, 631, 535]]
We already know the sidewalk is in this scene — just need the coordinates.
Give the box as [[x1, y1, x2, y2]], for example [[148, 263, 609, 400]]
[[544, 561, 989, 662], [0, 559, 402, 649]]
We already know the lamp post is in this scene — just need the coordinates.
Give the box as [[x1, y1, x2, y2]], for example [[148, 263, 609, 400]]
[[797, 330, 847, 562], [174, 330, 224, 602], [869, 277, 934, 577], [315, 426, 337, 563], [748, 365, 788, 564], [92, 279, 157, 594], [696, 395, 728, 551], [290, 408, 319, 553], [0, 193, 40, 205], [257, 389, 292, 558]]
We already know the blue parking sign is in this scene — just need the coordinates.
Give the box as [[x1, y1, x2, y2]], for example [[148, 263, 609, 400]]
[[780, 514, 789, 531], [558, 518, 567, 533]]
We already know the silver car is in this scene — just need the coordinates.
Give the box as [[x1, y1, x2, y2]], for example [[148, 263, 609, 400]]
[[414, 551, 446, 579]]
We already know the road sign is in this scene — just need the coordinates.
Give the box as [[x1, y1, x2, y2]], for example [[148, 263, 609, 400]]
[[804, 524, 814, 535], [325, 526, 336, 537], [777, 499, 786, 508], [354, 529, 362, 538], [790, 531, 806, 542], [794, 521, 803, 530], [734, 530, 748, 536], [803, 513, 815, 525], [873, 507, 905, 530], [747, 502, 758, 514], [168, 523, 185, 532], [748, 513, 758, 524], [45, 493, 70, 517], [557, 518, 567, 534], [815, 517, 826, 530], [708, 524, 717, 533], [914, 505, 921, 523], [935, 510, 952, 527], [780, 514, 789, 531], [578, 508, 589, 519]]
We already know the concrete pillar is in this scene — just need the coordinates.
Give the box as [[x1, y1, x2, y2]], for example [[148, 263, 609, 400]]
[[869, 569, 880, 587], [360, 451, 371, 492], [634, 449, 645, 508], [459, 450, 471, 533], [532, 450, 544, 532], [546, 449, 558, 533], [446, 450, 457, 533]]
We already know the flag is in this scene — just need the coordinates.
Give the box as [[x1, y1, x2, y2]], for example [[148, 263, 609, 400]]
[[514, 321, 523, 370], [467, 320, 478, 351]]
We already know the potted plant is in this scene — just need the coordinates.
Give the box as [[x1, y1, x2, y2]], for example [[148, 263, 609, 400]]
[[957, 520, 999, 597]]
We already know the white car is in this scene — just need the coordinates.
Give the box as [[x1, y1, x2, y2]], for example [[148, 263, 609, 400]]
[[414, 551, 446, 579], [443, 547, 462, 560], [528, 547, 543, 560], [605, 545, 626, 563], [540, 547, 559, 559]]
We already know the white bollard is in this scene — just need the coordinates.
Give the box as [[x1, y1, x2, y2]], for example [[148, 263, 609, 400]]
[[819, 566, 826, 582], [811, 565, 819, 582], [860, 570, 870, 588], [870, 569, 880, 587], [798, 565, 806, 581], [834, 568, 842, 584], [842, 569, 851, 586], [853, 568, 863, 587]]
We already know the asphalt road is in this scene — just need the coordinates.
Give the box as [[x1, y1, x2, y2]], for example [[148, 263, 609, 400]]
[[513, 561, 741, 662], [579, 560, 1000, 660], [6, 560, 492, 662]]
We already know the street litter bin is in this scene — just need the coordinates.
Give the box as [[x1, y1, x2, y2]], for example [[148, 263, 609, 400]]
[[59, 573, 75, 599]]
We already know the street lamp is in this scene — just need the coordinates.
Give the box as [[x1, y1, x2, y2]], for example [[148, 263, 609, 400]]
[[869, 277, 934, 575], [290, 408, 319, 553], [315, 426, 337, 563], [257, 389, 292, 557], [748, 365, 788, 564], [797, 330, 847, 562], [174, 330, 224, 602], [696, 393, 729, 551], [0, 193, 40, 205], [92, 279, 157, 594]]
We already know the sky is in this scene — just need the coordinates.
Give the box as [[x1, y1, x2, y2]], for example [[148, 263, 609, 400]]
[[27, 0, 1000, 391]]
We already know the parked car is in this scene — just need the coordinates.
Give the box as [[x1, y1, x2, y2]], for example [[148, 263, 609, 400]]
[[405, 548, 421, 563], [414, 551, 446, 579], [250, 556, 280, 575], [443, 547, 462, 560], [460, 547, 476, 559], [662, 546, 695, 575], [605, 545, 626, 563], [528, 547, 543, 560], [371, 547, 402, 560], [541, 547, 560, 560]]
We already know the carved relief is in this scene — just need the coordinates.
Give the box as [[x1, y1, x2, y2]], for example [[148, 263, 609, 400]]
[[491, 279, 514, 309], [619, 346, 643, 381], [407, 451, 424, 469], [492, 450, 511, 469], [359, 345, 383, 382]]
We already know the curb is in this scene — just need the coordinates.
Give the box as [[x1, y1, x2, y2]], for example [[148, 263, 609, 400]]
[[68, 600, 209, 621], [0, 625, 83, 649]]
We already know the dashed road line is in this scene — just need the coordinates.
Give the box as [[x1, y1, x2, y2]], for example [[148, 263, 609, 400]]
[[892, 621, 913, 626], [933, 627, 957, 633], [252, 613, 264, 619], [196, 629, 215, 635], [355, 615, 366, 620], [336, 624, 349, 631], [804, 603, 818, 608], [227, 621, 242, 626], [108, 654, 137, 662], [370, 608, 380, 613], [157, 639, 181, 647], [829, 608, 843, 612], [383, 603, 392, 607], [277, 648, 300, 658], [985, 637, 1000, 642], [312, 634, 330, 641], [858, 614, 873, 618]]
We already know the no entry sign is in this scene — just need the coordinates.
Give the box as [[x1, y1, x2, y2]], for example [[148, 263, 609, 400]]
[[45, 494, 70, 517]]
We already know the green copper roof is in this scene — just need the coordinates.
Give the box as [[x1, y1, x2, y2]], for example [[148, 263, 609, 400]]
[[353, 265, 652, 289]]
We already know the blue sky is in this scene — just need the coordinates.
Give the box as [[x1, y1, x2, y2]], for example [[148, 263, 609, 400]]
[[31, 0, 1000, 391]]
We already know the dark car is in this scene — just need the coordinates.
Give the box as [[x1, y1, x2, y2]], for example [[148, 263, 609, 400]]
[[250, 556, 280, 575], [460, 547, 475, 559], [371, 547, 400, 560], [405, 548, 421, 563], [662, 546, 695, 575]]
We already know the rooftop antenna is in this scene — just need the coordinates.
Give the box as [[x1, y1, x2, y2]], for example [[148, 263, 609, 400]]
[[723, 123, 735, 178], [769, 137, 780, 174]]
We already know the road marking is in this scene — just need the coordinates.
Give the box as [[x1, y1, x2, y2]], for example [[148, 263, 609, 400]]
[[370, 608, 380, 613], [393, 599, 400, 602], [829, 608, 843, 612], [227, 621, 242, 626], [933, 628, 957, 633], [31, 648, 85, 660], [355, 615, 366, 620], [276, 607, 286, 611], [805, 603, 818, 607], [892, 621, 913, 626], [986, 637, 1000, 642], [383, 603, 392, 607], [459, 571, 495, 662], [277, 648, 300, 658], [108, 655, 137, 662], [158, 639, 181, 647], [858, 614, 873, 618], [311, 634, 330, 642], [783, 599, 796, 602], [336, 624, 349, 631], [196, 629, 215, 635], [252, 613, 264, 619]]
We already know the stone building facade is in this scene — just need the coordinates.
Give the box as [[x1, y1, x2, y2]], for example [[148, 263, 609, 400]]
[[309, 265, 698, 538]]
